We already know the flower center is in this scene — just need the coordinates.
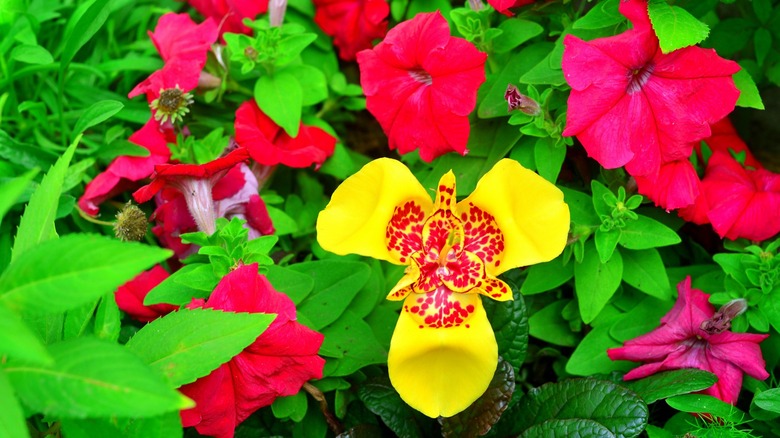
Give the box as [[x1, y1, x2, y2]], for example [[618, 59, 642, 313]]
[[408, 69, 433, 86], [626, 62, 655, 94], [403, 285, 479, 329], [151, 86, 194, 124]]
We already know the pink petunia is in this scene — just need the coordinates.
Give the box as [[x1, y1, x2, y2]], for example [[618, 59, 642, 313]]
[[186, 0, 269, 38], [487, 0, 534, 16], [608, 277, 769, 405], [234, 100, 337, 169], [356, 11, 486, 162], [78, 119, 174, 216], [562, 0, 740, 182], [313, 0, 389, 61], [114, 265, 178, 322], [179, 263, 325, 438], [695, 117, 763, 170]]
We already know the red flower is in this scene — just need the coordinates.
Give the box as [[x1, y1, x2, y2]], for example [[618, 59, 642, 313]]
[[634, 158, 701, 211], [487, 0, 534, 16], [608, 277, 769, 405], [356, 12, 486, 162], [234, 100, 337, 169], [115, 265, 177, 322], [186, 0, 269, 37], [699, 151, 780, 241], [696, 117, 763, 170], [78, 119, 173, 216], [313, 0, 389, 61], [179, 263, 325, 438], [562, 0, 740, 181]]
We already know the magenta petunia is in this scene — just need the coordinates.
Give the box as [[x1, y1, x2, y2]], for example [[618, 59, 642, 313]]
[[186, 0, 268, 38], [313, 0, 389, 61], [608, 277, 769, 404], [356, 11, 486, 162], [562, 0, 740, 180], [179, 263, 325, 438], [634, 158, 701, 211], [114, 265, 178, 322], [487, 0, 534, 16]]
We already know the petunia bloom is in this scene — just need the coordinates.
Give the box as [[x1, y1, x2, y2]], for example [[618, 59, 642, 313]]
[[316, 158, 569, 417], [487, 0, 534, 16], [562, 0, 740, 184], [313, 0, 389, 61], [356, 12, 487, 162], [695, 117, 763, 170], [115, 265, 177, 322], [186, 0, 269, 38], [608, 277, 769, 404], [234, 100, 337, 169], [180, 263, 325, 438]]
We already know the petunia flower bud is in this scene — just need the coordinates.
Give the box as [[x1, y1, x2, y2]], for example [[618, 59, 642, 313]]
[[700, 298, 748, 334], [468, 0, 484, 11], [114, 202, 148, 241], [505, 84, 541, 116], [269, 0, 288, 27]]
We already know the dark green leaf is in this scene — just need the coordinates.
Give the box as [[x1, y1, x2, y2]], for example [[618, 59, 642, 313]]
[[484, 295, 528, 374], [666, 394, 745, 422], [754, 28, 772, 66], [254, 72, 303, 137], [440, 357, 515, 438], [609, 296, 671, 342], [620, 249, 671, 299], [575, 242, 623, 323], [521, 256, 573, 295], [320, 310, 387, 376], [619, 215, 680, 250], [647, 0, 710, 53], [0, 234, 171, 315], [265, 264, 315, 305], [516, 378, 648, 437], [626, 370, 717, 404], [521, 418, 616, 437], [753, 388, 780, 413], [519, 42, 565, 86], [272, 391, 308, 422], [5, 337, 191, 418], [0, 370, 27, 438], [292, 260, 372, 330], [0, 129, 58, 170], [559, 186, 600, 227], [125, 308, 274, 387], [358, 377, 425, 438]]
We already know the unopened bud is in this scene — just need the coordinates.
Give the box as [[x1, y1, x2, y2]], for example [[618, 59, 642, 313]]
[[114, 202, 148, 241], [269, 0, 288, 27], [468, 0, 484, 11], [700, 299, 748, 334], [505, 84, 541, 116]]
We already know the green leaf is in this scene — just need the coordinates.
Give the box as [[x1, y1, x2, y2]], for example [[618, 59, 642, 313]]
[[754, 28, 772, 66], [492, 19, 543, 53], [477, 44, 549, 119], [60, 412, 183, 438], [265, 264, 315, 305], [72, 100, 124, 139], [573, 0, 624, 29], [0, 304, 52, 365], [254, 72, 303, 137], [60, 0, 111, 68], [753, 388, 780, 413], [11, 139, 77, 262], [647, 0, 710, 53], [0, 234, 171, 315], [94, 292, 121, 342], [516, 378, 648, 438], [272, 391, 308, 422], [320, 310, 387, 377], [0, 370, 27, 438], [619, 215, 681, 250], [484, 295, 528, 375], [609, 296, 671, 342], [521, 256, 574, 295], [621, 249, 671, 299], [5, 337, 192, 418], [666, 394, 745, 422], [520, 419, 615, 437], [125, 308, 274, 387], [733, 68, 765, 109], [440, 357, 515, 437], [528, 300, 579, 347], [358, 377, 425, 438], [534, 137, 565, 183], [0, 130, 58, 170], [575, 242, 623, 323], [519, 42, 565, 86], [10, 43, 53, 64], [625, 370, 717, 404], [288, 65, 328, 106], [0, 168, 38, 226], [292, 260, 371, 330], [559, 186, 600, 227], [595, 228, 621, 263], [566, 311, 632, 376], [143, 263, 217, 306]]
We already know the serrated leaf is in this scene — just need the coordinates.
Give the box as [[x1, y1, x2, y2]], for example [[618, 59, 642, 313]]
[[0, 234, 171, 315], [72, 100, 124, 138], [11, 138, 77, 262], [125, 308, 275, 387], [619, 215, 680, 250], [0, 168, 38, 226], [621, 248, 671, 299], [440, 357, 515, 438], [647, 0, 710, 53], [358, 377, 425, 438], [733, 68, 764, 109], [254, 72, 302, 137], [60, 0, 111, 68], [575, 242, 623, 323], [666, 394, 745, 421], [292, 260, 371, 330], [484, 296, 528, 375], [5, 337, 192, 418], [625, 369, 717, 404], [516, 378, 648, 438], [60, 412, 183, 438], [0, 370, 27, 438], [0, 304, 52, 365]]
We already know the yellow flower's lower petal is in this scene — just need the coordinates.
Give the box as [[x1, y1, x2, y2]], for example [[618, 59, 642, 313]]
[[316, 158, 433, 264], [388, 293, 497, 418], [459, 159, 569, 275]]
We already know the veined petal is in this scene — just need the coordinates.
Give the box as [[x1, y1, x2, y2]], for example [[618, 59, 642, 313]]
[[317, 158, 433, 264], [389, 293, 497, 418], [459, 159, 569, 275]]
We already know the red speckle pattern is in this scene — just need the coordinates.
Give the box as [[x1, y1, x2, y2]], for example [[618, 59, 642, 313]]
[[385, 171, 512, 328]]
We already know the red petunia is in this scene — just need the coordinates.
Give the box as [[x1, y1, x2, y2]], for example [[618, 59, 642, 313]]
[[78, 119, 174, 216], [487, 0, 534, 16], [234, 100, 337, 169], [356, 12, 486, 162], [179, 263, 325, 438], [634, 158, 701, 211], [699, 151, 780, 241], [562, 0, 740, 182], [608, 277, 768, 405], [115, 265, 178, 322], [695, 117, 763, 170], [313, 0, 389, 61], [186, 0, 269, 38]]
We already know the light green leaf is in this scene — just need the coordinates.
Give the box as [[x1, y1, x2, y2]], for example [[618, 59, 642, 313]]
[[72, 100, 124, 139], [666, 394, 745, 422], [621, 249, 671, 299], [60, 412, 183, 438], [521, 256, 573, 295], [528, 300, 579, 347], [125, 308, 275, 387], [5, 337, 192, 418], [647, 0, 710, 53], [733, 68, 764, 109], [573, 0, 624, 29], [0, 234, 171, 315], [575, 242, 623, 323], [619, 215, 681, 250], [0, 169, 38, 226], [492, 19, 543, 53], [0, 304, 52, 365], [0, 370, 27, 438], [60, 0, 111, 68], [254, 72, 302, 137], [288, 65, 328, 106], [10, 44, 53, 64]]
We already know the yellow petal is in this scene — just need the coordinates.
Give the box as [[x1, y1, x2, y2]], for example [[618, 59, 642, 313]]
[[459, 159, 569, 276], [388, 294, 497, 418], [316, 158, 433, 264]]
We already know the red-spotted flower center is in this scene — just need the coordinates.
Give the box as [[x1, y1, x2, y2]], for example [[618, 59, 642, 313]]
[[385, 172, 511, 329]]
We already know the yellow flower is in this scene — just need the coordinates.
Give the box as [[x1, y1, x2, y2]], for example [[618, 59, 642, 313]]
[[316, 158, 569, 418]]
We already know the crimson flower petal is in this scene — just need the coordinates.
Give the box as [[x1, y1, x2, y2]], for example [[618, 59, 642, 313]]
[[486, 0, 534, 16], [149, 13, 218, 63], [114, 265, 177, 322], [313, 0, 389, 61]]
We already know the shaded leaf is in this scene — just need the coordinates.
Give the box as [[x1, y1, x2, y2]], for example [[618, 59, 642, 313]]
[[0, 169, 38, 226], [358, 376, 425, 438], [60, 0, 111, 68], [484, 293, 528, 374], [60, 411, 183, 438], [0, 304, 52, 364], [625, 369, 717, 404], [666, 394, 745, 422], [292, 260, 372, 330], [320, 310, 387, 377], [621, 249, 671, 300], [521, 418, 616, 437]]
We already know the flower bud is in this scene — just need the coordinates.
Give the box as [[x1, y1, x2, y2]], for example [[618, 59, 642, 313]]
[[700, 298, 748, 334], [114, 202, 148, 241], [505, 84, 541, 116]]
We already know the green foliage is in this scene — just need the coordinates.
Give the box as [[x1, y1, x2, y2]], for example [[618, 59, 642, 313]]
[[626, 369, 719, 404], [648, 0, 710, 52]]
